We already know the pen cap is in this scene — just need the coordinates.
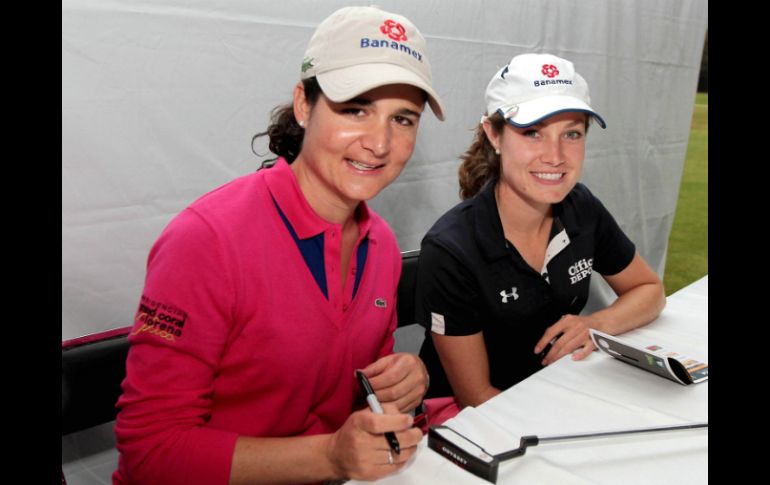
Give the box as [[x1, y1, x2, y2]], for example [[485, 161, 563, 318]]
[[355, 369, 375, 395]]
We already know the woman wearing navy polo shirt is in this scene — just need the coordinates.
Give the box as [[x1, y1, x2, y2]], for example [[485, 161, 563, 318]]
[[416, 53, 666, 410]]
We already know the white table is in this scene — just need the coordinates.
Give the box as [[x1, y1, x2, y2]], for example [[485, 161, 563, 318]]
[[351, 276, 708, 485]]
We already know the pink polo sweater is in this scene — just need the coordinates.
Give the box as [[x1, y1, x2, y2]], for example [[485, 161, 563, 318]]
[[113, 158, 402, 485]]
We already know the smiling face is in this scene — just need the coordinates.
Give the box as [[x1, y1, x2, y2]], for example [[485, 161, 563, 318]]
[[484, 111, 588, 212], [290, 82, 425, 221]]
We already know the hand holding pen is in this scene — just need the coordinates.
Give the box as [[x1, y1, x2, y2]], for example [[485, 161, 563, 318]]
[[356, 370, 401, 456], [324, 392, 421, 481], [322, 366, 423, 480], [356, 352, 430, 413], [535, 313, 598, 365]]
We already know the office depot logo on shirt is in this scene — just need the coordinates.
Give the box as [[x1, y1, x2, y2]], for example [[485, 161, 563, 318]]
[[568, 258, 593, 284]]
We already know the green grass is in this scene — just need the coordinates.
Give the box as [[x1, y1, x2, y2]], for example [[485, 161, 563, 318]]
[[663, 93, 708, 295]]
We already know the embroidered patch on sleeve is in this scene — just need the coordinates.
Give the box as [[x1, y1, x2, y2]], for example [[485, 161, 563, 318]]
[[131, 295, 188, 342], [431, 312, 446, 335]]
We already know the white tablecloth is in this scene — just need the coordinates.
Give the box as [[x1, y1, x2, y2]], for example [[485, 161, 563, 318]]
[[351, 276, 708, 485]]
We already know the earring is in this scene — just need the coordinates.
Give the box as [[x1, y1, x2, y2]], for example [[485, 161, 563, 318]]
[[495, 148, 500, 155], [298, 120, 305, 128]]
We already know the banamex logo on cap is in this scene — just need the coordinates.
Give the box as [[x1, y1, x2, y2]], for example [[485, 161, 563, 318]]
[[380, 19, 407, 41], [541, 64, 559, 78], [359, 18, 423, 62]]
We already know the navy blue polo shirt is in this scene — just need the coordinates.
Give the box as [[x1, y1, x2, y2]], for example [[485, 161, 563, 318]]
[[416, 180, 635, 398]]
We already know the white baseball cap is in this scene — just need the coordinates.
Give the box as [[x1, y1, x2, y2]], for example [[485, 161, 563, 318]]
[[485, 53, 605, 128], [301, 6, 445, 121]]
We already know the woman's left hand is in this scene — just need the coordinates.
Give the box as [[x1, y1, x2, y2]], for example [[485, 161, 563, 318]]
[[534, 314, 596, 366], [360, 353, 429, 413]]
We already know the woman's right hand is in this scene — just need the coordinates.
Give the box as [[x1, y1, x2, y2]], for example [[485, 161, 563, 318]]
[[325, 403, 423, 481]]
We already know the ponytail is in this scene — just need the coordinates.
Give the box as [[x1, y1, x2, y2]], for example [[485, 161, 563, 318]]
[[458, 112, 505, 200], [252, 77, 322, 166]]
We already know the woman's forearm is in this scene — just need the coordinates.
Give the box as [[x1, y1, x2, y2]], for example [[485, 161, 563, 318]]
[[230, 434, 337, 485]]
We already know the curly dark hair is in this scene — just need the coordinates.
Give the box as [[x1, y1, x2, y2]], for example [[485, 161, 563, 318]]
[[252, 77, 322, 167]]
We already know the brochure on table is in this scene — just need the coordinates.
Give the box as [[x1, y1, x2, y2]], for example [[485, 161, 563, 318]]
[[589, 329, 708, 385]]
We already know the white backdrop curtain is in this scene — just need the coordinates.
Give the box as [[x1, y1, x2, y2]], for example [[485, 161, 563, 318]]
[[62, 0, 708, 339]]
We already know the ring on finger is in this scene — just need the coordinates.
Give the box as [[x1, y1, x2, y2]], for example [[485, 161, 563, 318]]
[[387, 450, 394, 465]]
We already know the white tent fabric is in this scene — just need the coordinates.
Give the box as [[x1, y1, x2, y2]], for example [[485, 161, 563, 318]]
[[62, 0, 708, 339]]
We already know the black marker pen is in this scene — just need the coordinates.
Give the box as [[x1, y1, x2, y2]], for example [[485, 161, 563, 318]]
[[355, 370, 401, 454], [539, 331, 565, 361]]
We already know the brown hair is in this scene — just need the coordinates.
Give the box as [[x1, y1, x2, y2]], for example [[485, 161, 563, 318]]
[[457, 112, 505, 200], [252, 77, 322, 166]]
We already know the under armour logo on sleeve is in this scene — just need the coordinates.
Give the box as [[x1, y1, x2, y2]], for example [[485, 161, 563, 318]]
[[500, 287, 519, 303]]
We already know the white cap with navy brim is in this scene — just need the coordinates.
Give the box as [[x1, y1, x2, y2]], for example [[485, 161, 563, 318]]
[[485, 53, 605, 128]]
